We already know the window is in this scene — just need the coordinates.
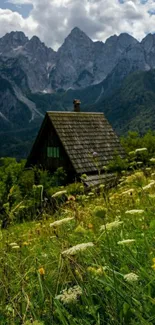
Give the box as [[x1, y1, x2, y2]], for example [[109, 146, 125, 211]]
[[47, 147, 60, 158]]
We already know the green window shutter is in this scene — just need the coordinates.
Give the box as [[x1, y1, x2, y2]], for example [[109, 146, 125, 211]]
[[47, 147, 60, 158], [53, 147, 56, 158]]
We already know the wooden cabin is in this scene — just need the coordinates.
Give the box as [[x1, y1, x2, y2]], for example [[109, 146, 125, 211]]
[[26, 100, 124, 186]]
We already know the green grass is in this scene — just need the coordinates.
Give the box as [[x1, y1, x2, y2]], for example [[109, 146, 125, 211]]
[[1, 169, 155, 324]]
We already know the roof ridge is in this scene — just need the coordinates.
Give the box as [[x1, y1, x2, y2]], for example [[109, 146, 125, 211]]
[[47, 111, 104, 115]]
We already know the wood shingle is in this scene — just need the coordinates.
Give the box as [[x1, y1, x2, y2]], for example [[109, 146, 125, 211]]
[[26, 110, 125, 184], [47, 111, 124, 175]]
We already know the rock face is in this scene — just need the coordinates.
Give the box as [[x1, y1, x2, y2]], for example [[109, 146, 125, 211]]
[[1, 28, 155, 93], [50, 29, 138, 89], [0, 31, 56, 93]]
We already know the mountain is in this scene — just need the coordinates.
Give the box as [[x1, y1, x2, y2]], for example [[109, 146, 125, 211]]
[[50, 28, 138, 89], [88, 69, 155, 135], [1, 28, 155, 158]]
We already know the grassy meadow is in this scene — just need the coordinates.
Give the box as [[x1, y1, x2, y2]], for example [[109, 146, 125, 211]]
[[1, 131, 155, 324], [1, 166, 155, 324]]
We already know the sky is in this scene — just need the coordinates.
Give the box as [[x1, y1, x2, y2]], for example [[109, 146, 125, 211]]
[[0, 0, 155, 50]]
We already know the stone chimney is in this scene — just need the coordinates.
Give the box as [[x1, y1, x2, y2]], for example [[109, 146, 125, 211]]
[[73, 99, 81, 112]]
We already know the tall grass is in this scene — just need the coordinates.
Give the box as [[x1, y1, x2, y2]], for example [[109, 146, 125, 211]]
[[1, 168, 155, 324]]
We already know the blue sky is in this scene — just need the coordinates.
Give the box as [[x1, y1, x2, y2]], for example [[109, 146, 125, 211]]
[[0, 0, 33, 18], [0, 0, 155, 49]]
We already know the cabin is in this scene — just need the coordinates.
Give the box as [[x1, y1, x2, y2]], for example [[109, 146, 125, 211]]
[[26, 100, 124, 186]]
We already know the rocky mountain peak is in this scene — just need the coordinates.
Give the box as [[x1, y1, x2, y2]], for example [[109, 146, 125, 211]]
[[62, 26, 93, 48], [0, 31, 28, 55], [5, 31, 28, 44], [141, 33, 155, 53]]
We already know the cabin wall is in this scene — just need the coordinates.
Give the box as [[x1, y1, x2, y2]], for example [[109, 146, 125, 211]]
[[28, 118, 75, 181]]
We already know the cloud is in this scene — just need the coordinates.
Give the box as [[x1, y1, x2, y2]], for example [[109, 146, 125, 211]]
[[1, 0, 155, 49]]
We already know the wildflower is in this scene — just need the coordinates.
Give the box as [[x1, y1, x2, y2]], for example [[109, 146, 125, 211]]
[[135, 148, 147, 153], [93, 152, 98, 157], [149, 194, 155, 199], [62, 242, 94, 256], [88, 192, 94, 196], [152, 264, 155, 270], [150, 158, 155, 163], [9, 242, 18, 246], [137, 161, 143, 165], [100, 220, 123, 232], [23, 242, 29, 246], [87, 266, 105, 276], [12, 245, 20, 249], [125, 209, 144, 215], [118, 239, 135, 245], [121, 189, 135, 195], [142, 181, 155, 191], [124, 272, 139, 283], [38, 267, 45, 276], [129, 151, 135, 156], [125, 172, 145, 184], [152, 257, 155, 264], [52, 190, 67, 198], [50, 217, 74, 228], [55, 285, 82, 304], [88, 223, 93, 229], [67, 195, 76, 201]]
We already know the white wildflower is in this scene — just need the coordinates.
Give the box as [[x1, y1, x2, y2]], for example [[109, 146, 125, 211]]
[[125, 209, 144, 215], [52, 190, 67, 198], [151, 173, 155, 177], [121, 189, 135, 195], [11, 245, 20, 249], [124, 272, 139, 283], [118, 239, 135, 245], [135, 148, 147, 153], [62, 242, 94, 256], [149, 194, 155, 199], [100, 221, 123, 232], [55, 285, 82, 304], [150, 158, 155, 163], [142, 181, 155, 191], [9, 242, 18, 246], [50, 217, 74, 228]]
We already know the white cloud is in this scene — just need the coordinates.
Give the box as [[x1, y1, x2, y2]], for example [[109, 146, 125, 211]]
[[1, 0, 155, 49]]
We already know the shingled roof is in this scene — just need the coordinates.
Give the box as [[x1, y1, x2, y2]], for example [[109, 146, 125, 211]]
[[47, 111, 124, 175]]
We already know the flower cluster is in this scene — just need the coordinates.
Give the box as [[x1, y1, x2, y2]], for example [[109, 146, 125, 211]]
[[55, 285, 82, 304], [118, 239, 136, 245], [62, 242, 94, 256], [135, 148, 147, 153], [125, 209, 144, 215], [151, 258, 155, 270], [100, 220, 123, 232], [142, 181, 155, 191], [50, 217, 74, 228], [124, 272, 139, 283]]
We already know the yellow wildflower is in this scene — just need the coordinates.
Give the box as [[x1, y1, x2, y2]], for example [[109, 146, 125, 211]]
[[23, 242, 29, 246], [38, 267, 45, 276], [152, 264, 155, 271], [152, 258, 155, 264]]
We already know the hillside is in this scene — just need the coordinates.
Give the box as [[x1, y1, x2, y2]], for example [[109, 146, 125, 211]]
[[91, 69, 155, 135], [1, 153, 155, 324]]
